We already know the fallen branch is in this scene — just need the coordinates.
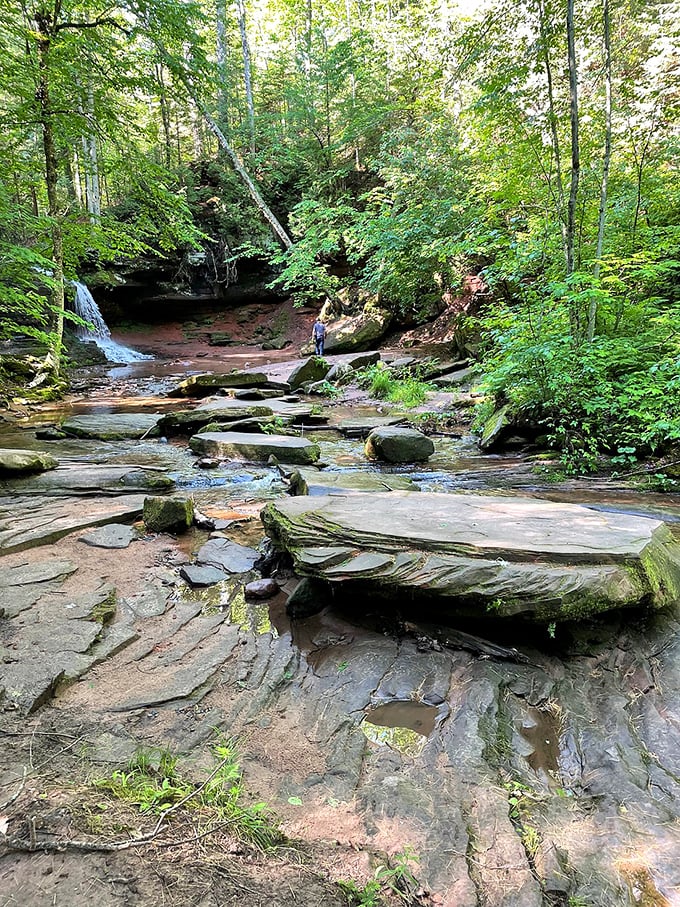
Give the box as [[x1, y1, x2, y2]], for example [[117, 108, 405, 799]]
[[1, 753, 235, 855]]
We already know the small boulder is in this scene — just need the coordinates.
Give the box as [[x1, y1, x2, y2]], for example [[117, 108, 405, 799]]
[[245, 578, 280, 599], [365, 427, 434, 463], [143, 496, 194, 533], [0, 448, 58, 475], [189, 432, 320, 466], [288, 357, 331, 389]]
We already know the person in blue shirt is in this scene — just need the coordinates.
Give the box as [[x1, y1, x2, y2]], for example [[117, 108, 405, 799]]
[[312, 318, 327, 356]]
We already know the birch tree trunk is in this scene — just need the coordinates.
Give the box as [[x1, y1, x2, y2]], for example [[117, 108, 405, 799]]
[[216, 0, 230, 131], [34, 9, 64, 372], [200, 105, 293, 248], [81, 83, 101, 222], [587, 0, 612, 341], [536, 0, 567, 263], [235, 0, 255, 153], [566, 0, 580, 281]]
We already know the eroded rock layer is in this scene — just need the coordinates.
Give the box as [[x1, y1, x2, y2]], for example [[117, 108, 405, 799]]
[[262, 492, 680, 620]]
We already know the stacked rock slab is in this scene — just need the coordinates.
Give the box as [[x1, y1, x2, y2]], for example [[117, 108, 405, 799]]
[[190, 431, 320, 465], [261, 492, 680, 621]]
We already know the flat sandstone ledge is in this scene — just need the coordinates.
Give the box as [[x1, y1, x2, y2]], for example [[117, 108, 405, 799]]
[[261, 492, 680, 621], [190, 431, 320, 465]]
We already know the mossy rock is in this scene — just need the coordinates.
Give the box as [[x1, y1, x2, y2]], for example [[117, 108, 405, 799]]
[[0, 449, 58, 476], [143, 496, 194, 533]]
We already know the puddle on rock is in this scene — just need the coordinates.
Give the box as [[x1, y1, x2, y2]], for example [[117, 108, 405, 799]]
[[520, 707, 561, 776], [361, 700, 439, 757], [229, 587, 277, 636], [177, 579, 276, 635]]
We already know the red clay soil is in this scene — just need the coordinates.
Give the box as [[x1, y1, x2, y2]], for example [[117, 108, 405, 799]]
[[114, 298, 317, 361]]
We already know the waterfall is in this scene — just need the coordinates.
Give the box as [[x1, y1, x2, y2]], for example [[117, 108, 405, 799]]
[[72, 281, 153, 363]]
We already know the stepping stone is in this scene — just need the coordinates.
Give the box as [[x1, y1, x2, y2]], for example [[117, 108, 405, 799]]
[[189, 432, 320, 465], [11, 465, 175, 496], [196, 538, 260, 574], [180, 564, 228, 587], [365, 426, 435, 463], [59, 413, 161, 440], [288, 467, 419, 496], [337, 416, 404, 438], [79, 524, 137, 549], [168, 371, 270, 397]]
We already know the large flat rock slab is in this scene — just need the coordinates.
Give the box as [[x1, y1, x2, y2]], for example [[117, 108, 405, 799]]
[[158, 398, 314, 433], [0, 494, 146, 553], [190, 431, 320, 465], [3, 464, 174, 496], [59, 413, 161, 440], [168, 371, 271, 397], [261, 492, 680, 621]]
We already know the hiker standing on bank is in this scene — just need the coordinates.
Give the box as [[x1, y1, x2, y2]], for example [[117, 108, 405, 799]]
[[312, 318, 327, 356]]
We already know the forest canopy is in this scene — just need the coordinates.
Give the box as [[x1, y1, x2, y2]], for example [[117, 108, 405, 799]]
[[1, 0, 679, 466]]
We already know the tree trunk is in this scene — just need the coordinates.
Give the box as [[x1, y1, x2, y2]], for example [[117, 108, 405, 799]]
[[35, 12, 64, 372], [156, 63, 173, 168], [536, 0, 567, 263], [235, 0, 255, 153], [587, 0, 612, 342], [216, 0, 230, 131], [566, 0, 580, 280], [81, 83, 101, 221], [200, 105, 293, 248]]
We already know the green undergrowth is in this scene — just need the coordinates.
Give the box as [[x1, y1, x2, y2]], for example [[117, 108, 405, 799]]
[[357, 363, 434, 408], [94, 739, 283, 849], [338, 848, 420, 906]]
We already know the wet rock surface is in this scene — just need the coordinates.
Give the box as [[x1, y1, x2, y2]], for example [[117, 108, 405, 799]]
[[287, 466, 419, 495], [0, 493, 145, 553], [59, 413, 162, 440]]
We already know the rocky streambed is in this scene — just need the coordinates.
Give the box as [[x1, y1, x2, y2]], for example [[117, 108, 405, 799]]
[[1, 350, 680, 907]]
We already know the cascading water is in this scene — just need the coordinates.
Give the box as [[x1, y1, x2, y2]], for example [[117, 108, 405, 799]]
[[72, 281, 153, 363]]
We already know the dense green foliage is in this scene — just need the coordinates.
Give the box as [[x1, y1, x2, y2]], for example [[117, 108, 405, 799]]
[[2, 0, 679, 463]]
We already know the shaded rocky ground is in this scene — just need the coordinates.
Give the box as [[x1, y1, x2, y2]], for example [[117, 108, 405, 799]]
[[1, 348, 680, 907]]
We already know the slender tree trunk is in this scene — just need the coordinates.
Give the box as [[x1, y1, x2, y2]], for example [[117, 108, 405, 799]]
[[536, 0, 567, 263], [566, 0, 580, 279], [587, 0, 612, 341], [199, 105, 293, 248], [35, 12, 64, 372], [235, 0, 255, 153], [156, 63, 173, 167], [72, 148, 83, 206], [81, 83, 101, 221], [216, 0, 230, 131]]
